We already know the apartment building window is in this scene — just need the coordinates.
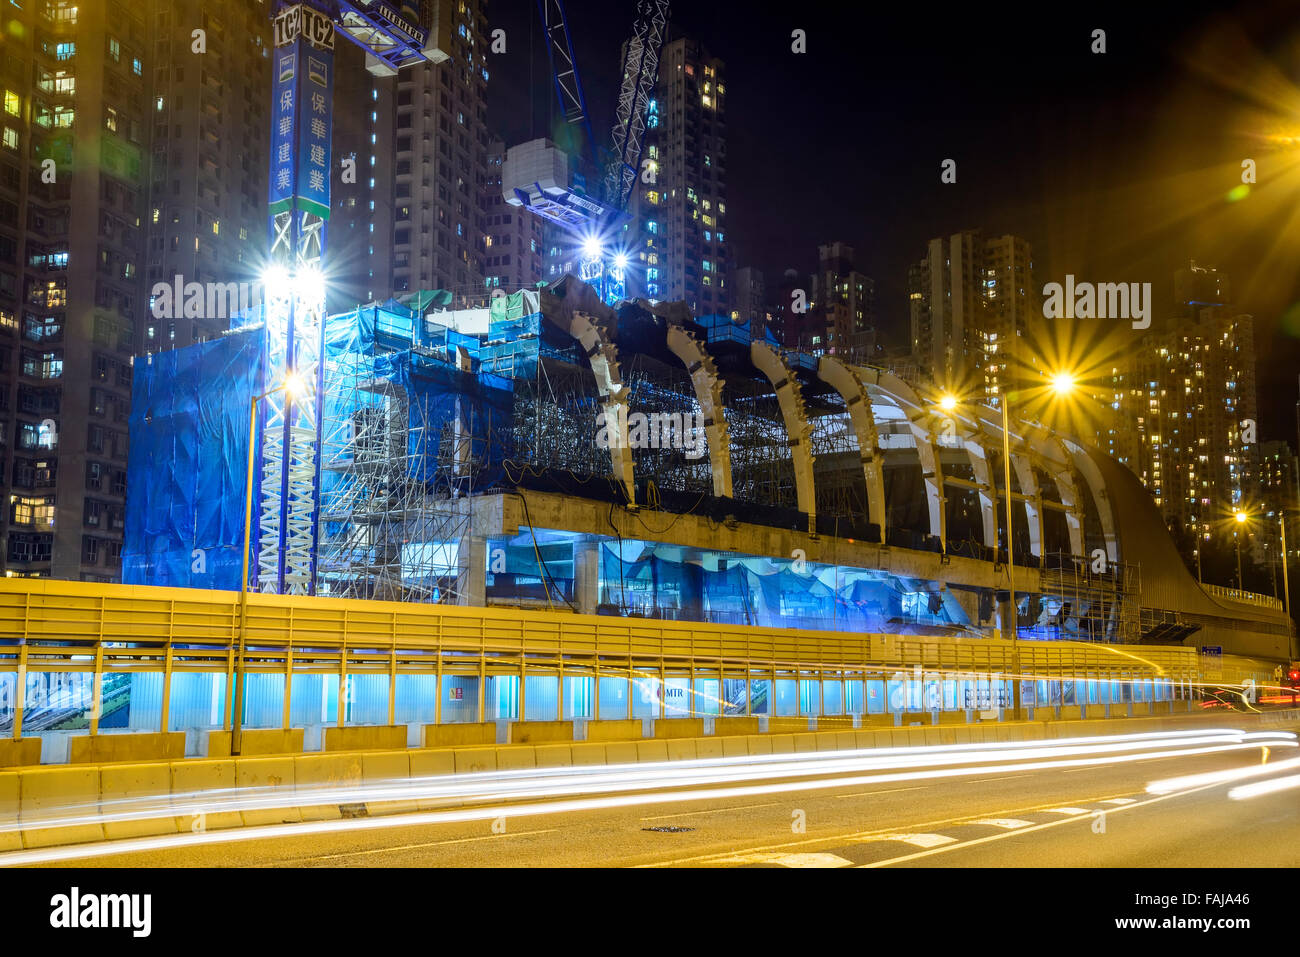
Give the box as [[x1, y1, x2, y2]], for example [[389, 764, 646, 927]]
[[82, 536, 100, 565], [12, 495, 55, 529], [8, 535, 52, 564], [84, 499, 106, 528]]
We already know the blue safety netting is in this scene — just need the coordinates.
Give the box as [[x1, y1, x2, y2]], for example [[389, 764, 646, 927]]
[[123, 328, 266, 590], [599, 543, 970, 633]]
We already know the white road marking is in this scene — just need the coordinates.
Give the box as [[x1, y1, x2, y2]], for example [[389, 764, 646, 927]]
[[970, 818, 1035, 829], [852, 832, 956, 848], [1043, 807, 1092, 815], [1099, 798, 1137, 805], [715, 852, 854, 868], [832, 786, 925, 799], [274, 828, 559, 864]]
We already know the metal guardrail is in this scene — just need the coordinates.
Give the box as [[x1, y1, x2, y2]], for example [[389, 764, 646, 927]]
[[0, 579, 1275, 739], [1202, 582, 1284, 612]]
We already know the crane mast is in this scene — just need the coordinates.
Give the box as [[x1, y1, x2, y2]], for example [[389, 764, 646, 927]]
[[258, 0, 433, 595], [503, 0, 670, 305]]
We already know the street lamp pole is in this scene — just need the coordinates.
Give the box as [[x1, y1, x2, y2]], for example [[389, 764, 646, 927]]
[[1000, 398, 1016, 636], [1001, 396, 1022, 721], [1281, 510, 1291, 618], [231, 378, 295, 756], [1235, 529, 1242, 590]]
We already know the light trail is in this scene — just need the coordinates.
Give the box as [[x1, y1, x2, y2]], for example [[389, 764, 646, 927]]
[[0, 729, 1292, 865], [1144, 754, 1300, 794], [4, 729, 1291, 836], [1228, 774, 1300, 800]]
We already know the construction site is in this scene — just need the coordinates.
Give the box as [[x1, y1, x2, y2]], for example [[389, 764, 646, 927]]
[[124, 274, 1295, 667]]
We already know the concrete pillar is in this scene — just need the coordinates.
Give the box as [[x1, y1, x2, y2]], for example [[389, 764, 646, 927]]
[[574, 536, 601, 615], [456, 535, 487, 607]]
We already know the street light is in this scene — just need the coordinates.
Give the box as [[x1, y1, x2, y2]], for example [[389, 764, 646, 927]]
[[1280, 509, 1291, 618], [230, 373, 304, 755], [941, 372, 1079, 719], [1233, 509, 1248, 591]]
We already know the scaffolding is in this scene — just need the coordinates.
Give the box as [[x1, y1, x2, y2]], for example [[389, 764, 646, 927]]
[[315, 327, 486, 604], [1034, 552, 1142, 643]]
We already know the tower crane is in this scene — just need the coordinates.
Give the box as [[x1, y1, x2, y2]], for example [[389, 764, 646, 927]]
[[257, 1, 438, 595], [503, 0, 670, 305]]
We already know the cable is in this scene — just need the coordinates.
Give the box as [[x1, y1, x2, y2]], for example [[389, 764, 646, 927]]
[[510, 487, 578, 614]]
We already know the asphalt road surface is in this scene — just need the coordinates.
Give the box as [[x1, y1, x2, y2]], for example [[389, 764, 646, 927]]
[[20, 731, 1298, 868]]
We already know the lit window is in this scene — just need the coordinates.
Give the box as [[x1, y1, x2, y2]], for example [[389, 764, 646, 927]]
[[3, 91, 19, 117]]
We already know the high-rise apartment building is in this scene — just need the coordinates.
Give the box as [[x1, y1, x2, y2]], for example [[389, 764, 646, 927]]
[[482, 140, 544, 293], [1254, 440, 1298, 570], [908, 230, 1035, 396], [634, 36, 727, 316], [809, 242, 875, 361], [0, 0, 153, 582], [0, 0, 493, 584], [731, 265, 765, 328], [1097, 267, 1257, 546], [363, 0, 490, 309]]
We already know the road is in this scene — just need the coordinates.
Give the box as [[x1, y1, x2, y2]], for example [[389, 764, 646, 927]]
[[8, 725, 1297, 868]]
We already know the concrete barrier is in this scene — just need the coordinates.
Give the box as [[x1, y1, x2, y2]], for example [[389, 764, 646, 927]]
[[791, 733, 817, 753], [636, 740, 669, 762], [655, 718, 705, 739], [293, 753, 363, 822], [511, 721, 575, 744], [695, 737, 723, 759], [453, 748, 498, 774], [360, 751, 415, 815], [533, 744, 573, 768], [665, 739, 697, 761], [605, 742, 640, 764], [423, 723, 497, 747], [100, 762, 178, 840], [70, 732, 185, 765], [210, 729, 305, 757], [325, 726, 407, 753], [495, 745, 537, 770], [170, 758, 241, 831], [585, 719, 643, 742], [0, 739, 40, 769], [0, 771, 20, 851], [714, 716, 761, 736], [19, 766, 104, 848], [768, 734, 795, 754], [234, 756, 300, 826], [570, 742, 608, 766], [721, 736, 748, 757], [746, 734, 773, 755], [409, 750, 456, 810]]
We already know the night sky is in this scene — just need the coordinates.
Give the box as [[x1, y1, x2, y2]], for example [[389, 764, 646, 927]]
[[487, 0, 1300, 444]]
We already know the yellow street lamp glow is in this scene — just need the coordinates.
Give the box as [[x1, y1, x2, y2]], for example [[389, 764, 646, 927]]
[[939, 394, 958, 412], [282, 372, 306, 400], [1234, 510, 1248, 524], [1050, 371, 1076, 396]]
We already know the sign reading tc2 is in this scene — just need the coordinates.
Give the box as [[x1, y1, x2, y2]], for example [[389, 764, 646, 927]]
[[269, 3, 335, 221]]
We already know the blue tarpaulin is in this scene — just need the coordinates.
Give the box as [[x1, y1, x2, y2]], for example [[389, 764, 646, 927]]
[[123, 328, 266, 590]]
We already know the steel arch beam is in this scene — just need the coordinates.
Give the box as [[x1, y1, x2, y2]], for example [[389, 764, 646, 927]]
[[571, 310, 635, 503], [816, 356, 887, 538], [855, 367, 946, 548], [666, 323, 732, 498], [752, 342, 817, 534]]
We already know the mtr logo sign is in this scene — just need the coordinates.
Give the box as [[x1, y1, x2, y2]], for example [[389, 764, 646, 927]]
[[274, 4, 336, 50]]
